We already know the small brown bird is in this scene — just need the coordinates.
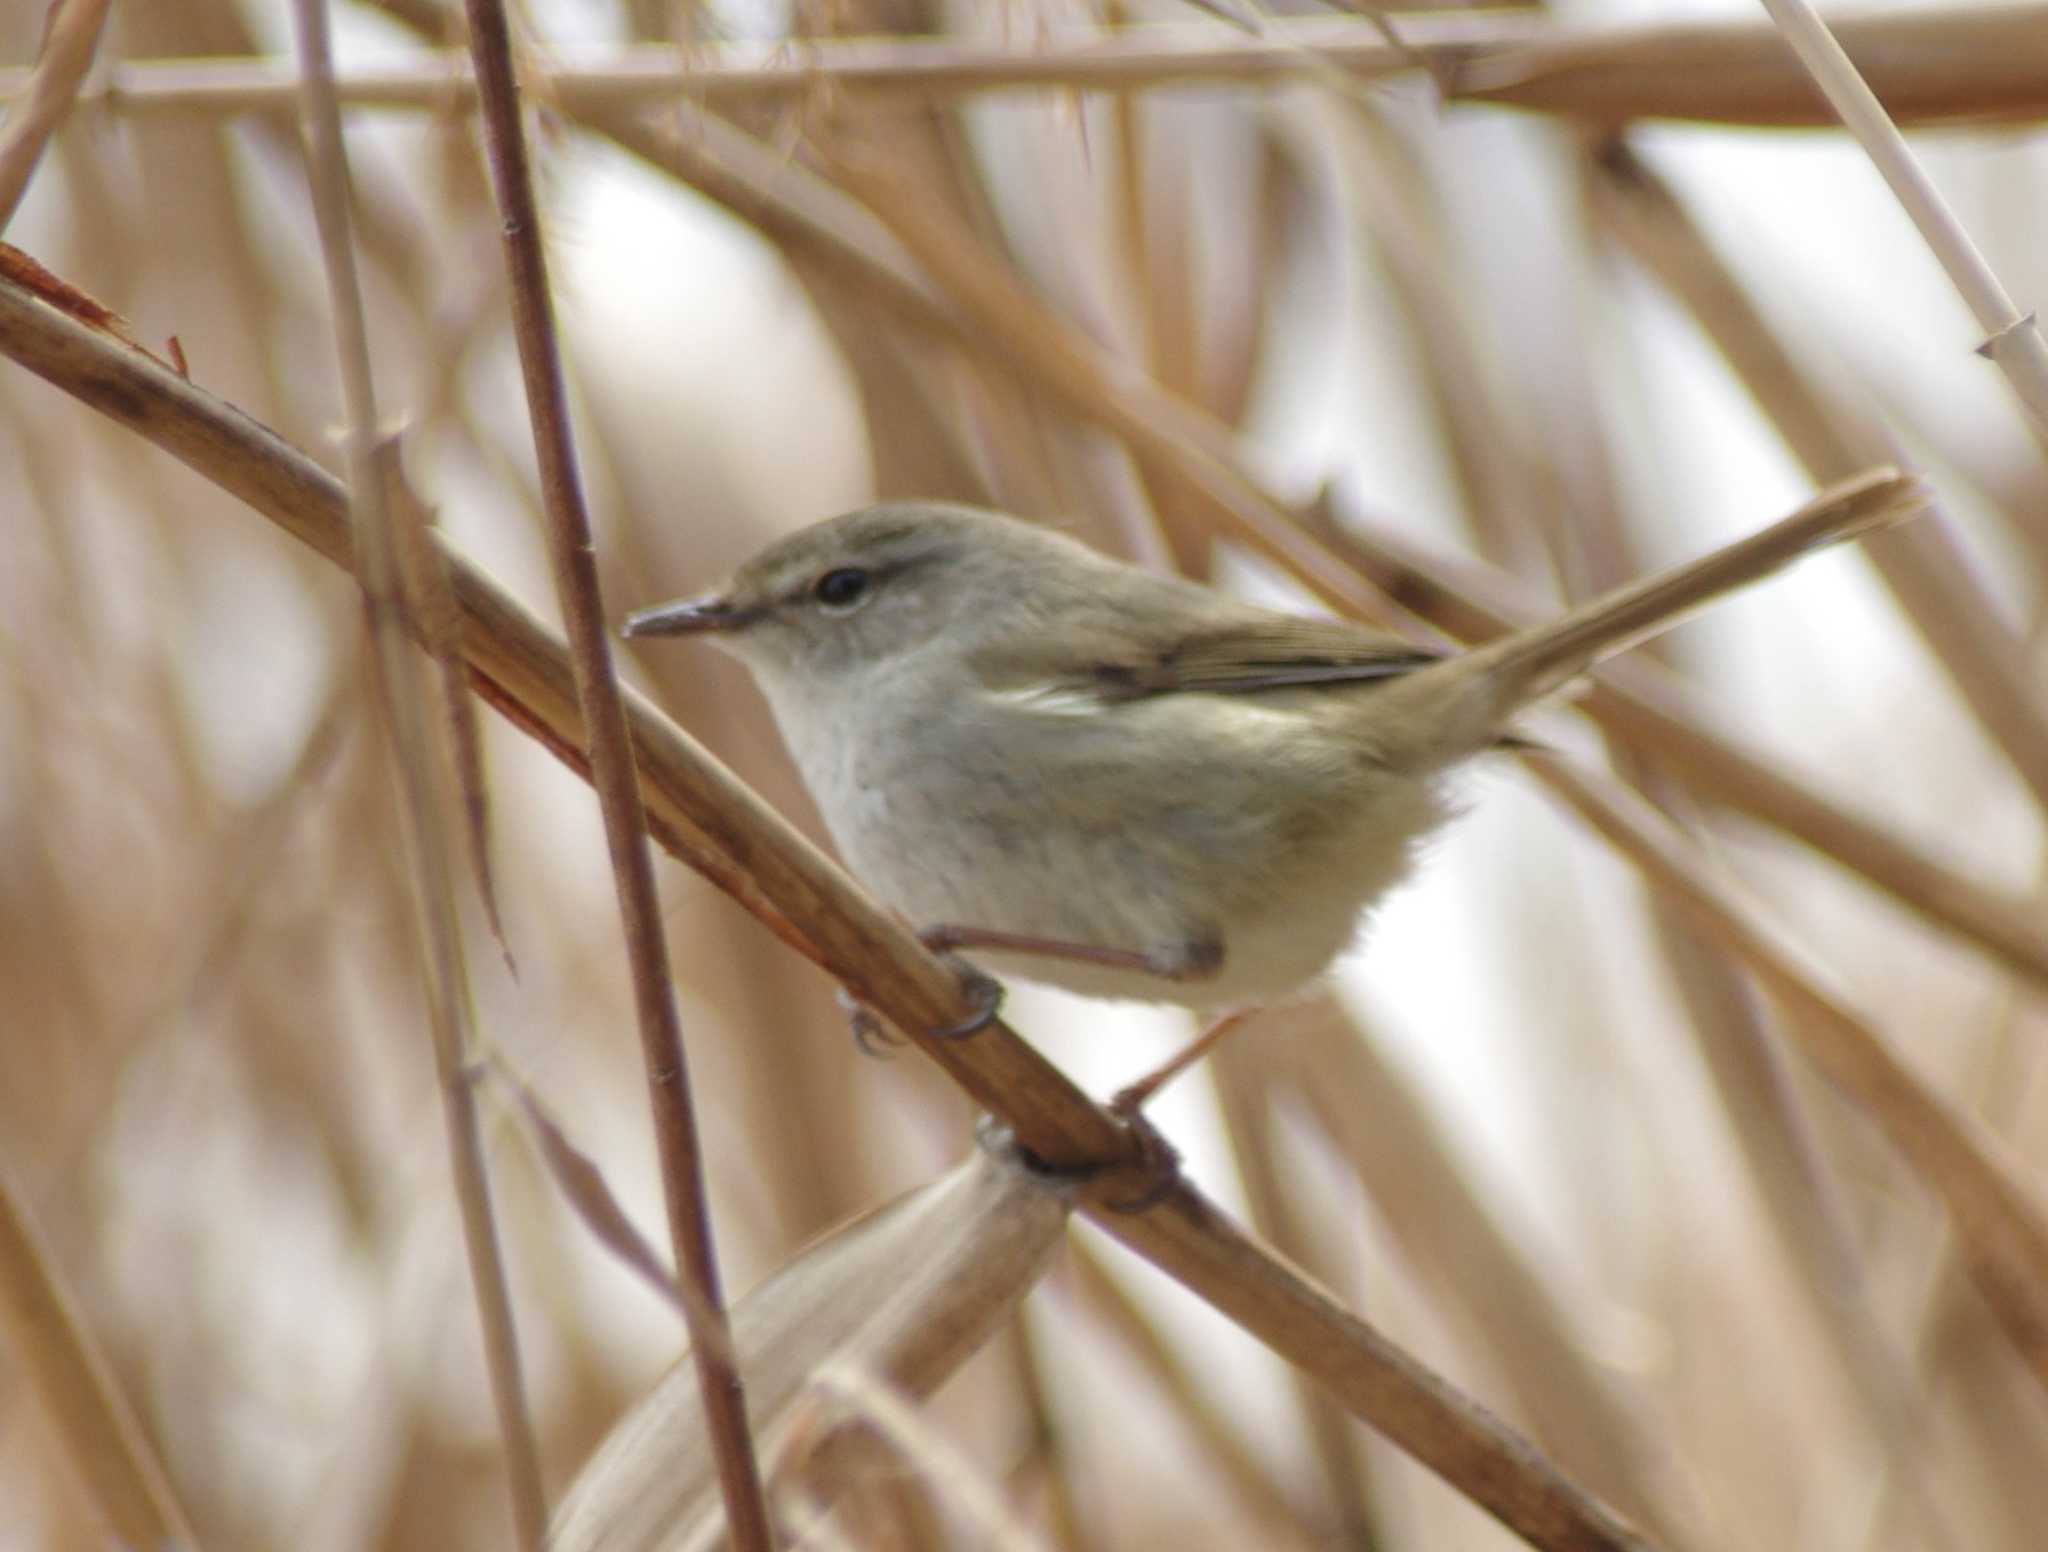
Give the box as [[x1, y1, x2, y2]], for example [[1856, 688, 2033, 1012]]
[[625, 472, 1917, 1020]]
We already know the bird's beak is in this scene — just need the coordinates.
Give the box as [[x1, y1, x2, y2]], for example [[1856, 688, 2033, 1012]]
[[620, 593, 763, 638]]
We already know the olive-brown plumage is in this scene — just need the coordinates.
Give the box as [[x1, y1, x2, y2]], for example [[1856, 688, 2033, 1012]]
[[626, 475, 1917, 1008]]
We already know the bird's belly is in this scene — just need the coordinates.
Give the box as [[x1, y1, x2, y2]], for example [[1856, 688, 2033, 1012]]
[[821, 729, 1446, 1010]]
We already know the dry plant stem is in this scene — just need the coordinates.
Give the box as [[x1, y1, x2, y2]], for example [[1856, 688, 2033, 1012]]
[[0, 0, 110, 230], [0, 1170, 197, 1549], [0, 279, 1656, 1552], [1531, 754, 2048, 1390], [288, 4, 546, 1545], [17, 7, 2048, 126], [1757, 0, 2048, 448], [454, 1, 774, 1547]]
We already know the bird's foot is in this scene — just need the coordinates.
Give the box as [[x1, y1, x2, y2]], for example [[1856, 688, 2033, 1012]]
[[837, 935, 1006, 1055]]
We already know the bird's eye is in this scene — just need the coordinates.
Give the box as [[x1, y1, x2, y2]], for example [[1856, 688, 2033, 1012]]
[[813, 567, 871, 610]]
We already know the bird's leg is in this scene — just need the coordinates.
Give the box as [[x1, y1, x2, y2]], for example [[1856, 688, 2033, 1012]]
[[1110, 1008, 1258, 1114], [835, 987, 901, 1058]]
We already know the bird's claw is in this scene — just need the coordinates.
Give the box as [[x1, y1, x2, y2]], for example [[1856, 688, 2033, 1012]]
[[929, 958, 1004, 1040], [836, 987, 902, 1059], [835, 955, 1003, 1054]]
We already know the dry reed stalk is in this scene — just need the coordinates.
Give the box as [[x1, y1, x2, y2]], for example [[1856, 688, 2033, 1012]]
[[10, 7, 2048, 126], [0, 262, 1659, 1552], [455, 0, 773, 1540], [1756, 0, 2048, 446], [289, 3, 546, 1543]]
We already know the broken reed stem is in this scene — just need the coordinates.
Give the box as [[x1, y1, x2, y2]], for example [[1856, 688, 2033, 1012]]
[[0, 0, 111, 230], [9, 5, 2048, 127], [453, 0, 775, 1546], [0, 270, 1659, 1552], [287, 2, 547, 1544], [1757, 0, 2048, 449]]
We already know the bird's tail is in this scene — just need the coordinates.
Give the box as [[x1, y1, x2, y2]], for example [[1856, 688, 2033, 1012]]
[[1396, 466, 1926, 750]]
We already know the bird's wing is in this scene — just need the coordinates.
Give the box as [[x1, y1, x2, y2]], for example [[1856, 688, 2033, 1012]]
[[975, 611, 1440, 702]]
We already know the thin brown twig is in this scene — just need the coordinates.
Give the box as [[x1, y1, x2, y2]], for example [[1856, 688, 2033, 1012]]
[[286, 3, 547, 1544], [0, 266, 1659, 1552], [0, 0, 111, 231], [453, 1, 775, 1545]]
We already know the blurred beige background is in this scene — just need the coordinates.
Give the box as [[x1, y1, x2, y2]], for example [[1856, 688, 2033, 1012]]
[[2, 0, 2045, 1548]]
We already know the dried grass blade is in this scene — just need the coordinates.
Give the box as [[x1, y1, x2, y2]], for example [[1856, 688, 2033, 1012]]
[[550, 1143, 1070, 1552], [492, 1058, 690, 1320], [0, 1170, 198, 1549]]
